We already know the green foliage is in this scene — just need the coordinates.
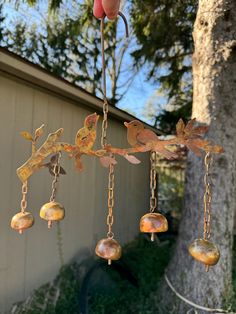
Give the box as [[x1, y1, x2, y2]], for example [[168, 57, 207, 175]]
[[1, 1, 133, 104], [14, 0, 66, 11], [154, 102, 192, 134], [12, 264, 80, 314], [11, 235, 236, 313], [2, 1, 104, 95], [54, 265, 80, 313], [158, 169, 184, 216], [0, 4, 4, 42], [130, 0, 197, 131], [12, 236, 173, 314], [2, 0, 196, 129], [89, 236, 174, 313]]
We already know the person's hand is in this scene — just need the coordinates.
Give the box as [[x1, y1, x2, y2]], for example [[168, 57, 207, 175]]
[[93, 0, 121, 20]]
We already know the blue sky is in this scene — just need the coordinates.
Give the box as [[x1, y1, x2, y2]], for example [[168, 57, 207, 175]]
[[2, 1, 164, 125]]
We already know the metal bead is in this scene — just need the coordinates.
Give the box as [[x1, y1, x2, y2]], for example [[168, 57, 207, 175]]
[[188, 238, 220, 266], [39, 201, 65, 227], [95, 238, 122, 262], [11, 211, 34, 234], [140, 212, 168, 233]]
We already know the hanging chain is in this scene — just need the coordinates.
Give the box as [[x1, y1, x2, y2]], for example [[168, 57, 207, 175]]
[[100, 15, 129, 149], [20, 181, 28, 213], [100, 18, 109, 149], [100, 15, 128, 243], [100, 18, 115, 239], [150, 151, 157, 213], [50, 152, 62, 202], [203, 152, 213, 240], [106, 163, 115, 239]]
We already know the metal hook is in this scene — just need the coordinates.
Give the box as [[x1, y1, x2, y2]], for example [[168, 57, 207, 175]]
[[101, 11, 129, 39], [118, 12, 129, 38]]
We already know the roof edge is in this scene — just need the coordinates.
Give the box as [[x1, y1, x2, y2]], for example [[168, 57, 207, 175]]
[[0, 48, 159, 133]]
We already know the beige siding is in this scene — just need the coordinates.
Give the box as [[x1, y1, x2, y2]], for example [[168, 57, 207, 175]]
[[0, 71, 149, 312]]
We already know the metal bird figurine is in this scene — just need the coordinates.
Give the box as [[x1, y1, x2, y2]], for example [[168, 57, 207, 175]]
[[75, 113, 99, 153], [124, 120, 178, 159]]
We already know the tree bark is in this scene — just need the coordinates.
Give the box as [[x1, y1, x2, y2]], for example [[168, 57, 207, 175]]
[[160, 1, 236, 313]]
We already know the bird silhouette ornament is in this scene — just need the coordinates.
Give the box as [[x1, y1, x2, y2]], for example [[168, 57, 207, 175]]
[[16, 113, 223, 183], [124, 120, 178, 160]]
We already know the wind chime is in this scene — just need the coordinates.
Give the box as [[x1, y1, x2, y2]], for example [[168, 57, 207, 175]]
[[10, 3, 223, 272], [188, 152, 220, 271]]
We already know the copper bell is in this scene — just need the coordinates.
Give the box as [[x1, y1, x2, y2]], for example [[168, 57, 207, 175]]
[[188, 238, 220, 266], [11, 211, 34, 234], [40, 201, 65, 228], [95, 238, 122, 265], [140, 212, 168, 240]]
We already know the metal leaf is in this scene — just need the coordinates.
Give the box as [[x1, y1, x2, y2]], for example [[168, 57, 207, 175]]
[[34, 124, 44, 141], [191, 126, 209, 136], [100, 156, 117, 168], [123, 154, 141, 164], [75, 156, 84, 171], [205, 144, 224, 154], [176, 119, 185, 136], [20, 131, 33, 141], [184, 118, 196, 133]]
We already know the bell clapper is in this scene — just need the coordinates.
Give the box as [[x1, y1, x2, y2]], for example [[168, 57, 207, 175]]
[[188, 153, 220, 270], [151, 233, 155, 242]]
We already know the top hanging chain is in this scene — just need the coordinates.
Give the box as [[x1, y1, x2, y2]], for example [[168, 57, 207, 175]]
[[100, 13, 129, 148]]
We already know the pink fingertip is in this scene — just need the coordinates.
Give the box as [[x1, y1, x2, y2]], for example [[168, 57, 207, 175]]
[[93, 0, 105, 19], [102, 0, 120, 20]]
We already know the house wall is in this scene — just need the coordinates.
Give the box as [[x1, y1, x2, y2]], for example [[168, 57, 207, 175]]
[[0, 54, 150, 313]]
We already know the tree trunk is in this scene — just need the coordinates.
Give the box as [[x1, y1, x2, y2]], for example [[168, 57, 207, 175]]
[[160, 1, 236, 313]]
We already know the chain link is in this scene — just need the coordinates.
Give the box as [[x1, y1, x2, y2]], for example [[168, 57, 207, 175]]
[[50, 152, 62, 202], [106, 163, 115, 239], [100, 14, 129, 148], [100, 18, 109, 149], [203, 152, 212, 240], [150, 151, 158, 213], [20, 181, 28, 213], [99, 16, 128, 241], [100, 19, 113, 236], [101, 100, 109, 148]]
